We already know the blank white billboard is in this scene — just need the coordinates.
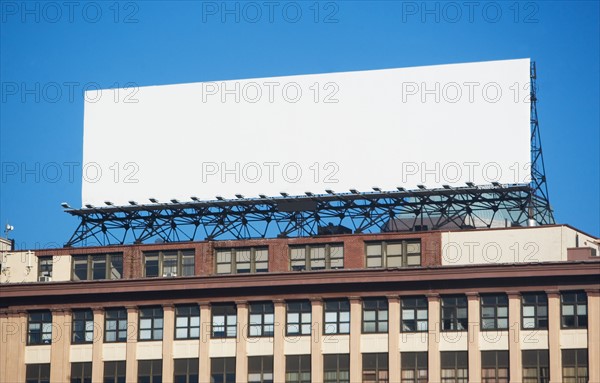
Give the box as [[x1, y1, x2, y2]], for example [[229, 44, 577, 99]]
[[82, 58, 531, 206]]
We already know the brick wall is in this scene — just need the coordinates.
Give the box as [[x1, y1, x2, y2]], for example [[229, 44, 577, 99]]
[[35, 231, 443, 279]]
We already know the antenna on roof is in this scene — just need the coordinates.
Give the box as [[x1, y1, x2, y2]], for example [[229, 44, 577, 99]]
[[4, 223, 14, 238]]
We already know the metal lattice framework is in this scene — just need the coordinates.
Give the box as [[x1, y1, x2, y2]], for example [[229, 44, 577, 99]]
[[63, 61, 554, 247], [529, 61, 554, 224], [64, 184, 553, 246]]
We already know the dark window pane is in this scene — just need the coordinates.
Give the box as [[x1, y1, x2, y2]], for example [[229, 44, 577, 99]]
[[73, 256, 88, 280], [211, 358, 236, 383], [145, 254, 159, 277], [92, 256, 107, 280]]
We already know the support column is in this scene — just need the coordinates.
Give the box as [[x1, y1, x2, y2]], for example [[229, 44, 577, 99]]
[[349, 296, 362, 383], [3, 310, 27, 383], [162, 304, 175, 383], [50, 309, 71, 383], [387, 295, 400, 383], [586, 289, 600, 383], [467, 292, 481, 383], [91, 307, 104, 383], [125, 306, 138, 383], [311, 298, 323, 383], [235, 301, 248, 383], [507, 291, 522, 383], [199, 303, 211, 383], [273, 300, 286, 383], [427, 294, 440, 383], [547, 290, 562, 383]]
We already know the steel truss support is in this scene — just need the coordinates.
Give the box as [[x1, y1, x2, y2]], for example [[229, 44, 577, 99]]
[[64, 184, 552, 246], [529, 61, 554, 224]]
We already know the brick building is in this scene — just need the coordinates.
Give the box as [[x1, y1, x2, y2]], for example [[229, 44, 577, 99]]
[[1, 224, 599, 383]]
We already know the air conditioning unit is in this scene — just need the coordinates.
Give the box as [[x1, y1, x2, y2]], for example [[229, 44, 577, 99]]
[[163, 272, 177, 277], [38, 276, 52, 282]]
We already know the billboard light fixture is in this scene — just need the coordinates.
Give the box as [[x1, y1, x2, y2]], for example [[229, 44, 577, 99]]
[[170, 199, 179, 204], [280, 192, 289, 197], [191, 196, 199, 201], [215, 196, 224, 201], [325, 189, 335, 194], [104, 201, 113, 206], [442, 185, 451, 189], [235, 194, 244, 199], [396, 187, 405, 192], [466, 182, 476, 187], [149, 198, 158, 203], [417, 184, 426, 190], [61, 202, 71, 209], [372, 187, 381, 192], [259, 194, 267, 199], [85, 204, 93, 209], [305, 192, 313, 196], [128, 201, 137, 205], [350, 189, 359, 194]]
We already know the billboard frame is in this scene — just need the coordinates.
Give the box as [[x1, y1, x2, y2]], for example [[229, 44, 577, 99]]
[[63, 61, 553, 246]]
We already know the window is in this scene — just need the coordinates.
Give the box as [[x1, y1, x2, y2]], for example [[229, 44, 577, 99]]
[[105, 308, 127, 343], [70, 362, 92, 383], [28, 311, 52, 345], [212, 304, 237, 338], [481, 351, 509, 383], [286, 300, 312, 336], [289, 244, 344, 271], [324, 299, 350, 335], [72, 309, 94, 344], [139, 307, 163, 341], [286, 355, 311, 383], [38, 256, 52, 279], [103, 361, 126, 383], [211, 357, 236, 383], [72, 256, 87, 280], [175, 305, 200, 339], [366, 240, 421, 268], [363, 298, 388, 333], [144, 250, 195, 277], [145, 252, 159, 277], [362, 353, 389, 383], [522, 293, 548, 330], [441, 296, 468, 331], [249, 302, 274, 337], [248, 356, 273, 383], [71, 253, 123, 281], [174, 358, 199, 383], [138, 360, 162, 383], [401, 296, 428, 332], [25, 364, 50, 383], [323, 354, 350, 383], [215, 247, 268, 274], [561, 292, 587, 329], [522, 350, 549, 383], [481, 294, 508, 330], [401, 352, 428, 383], [441, 351, 468, 383], [562, 349, 588, 383]]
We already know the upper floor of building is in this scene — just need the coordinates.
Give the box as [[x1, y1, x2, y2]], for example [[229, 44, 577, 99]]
[[0, 224, 598, 284]]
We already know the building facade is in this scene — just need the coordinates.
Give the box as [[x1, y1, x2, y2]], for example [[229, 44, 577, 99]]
[[1, 224, 599, 383]]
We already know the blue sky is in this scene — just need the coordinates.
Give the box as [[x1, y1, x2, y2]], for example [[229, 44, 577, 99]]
[[1, 0, 599, 249]]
